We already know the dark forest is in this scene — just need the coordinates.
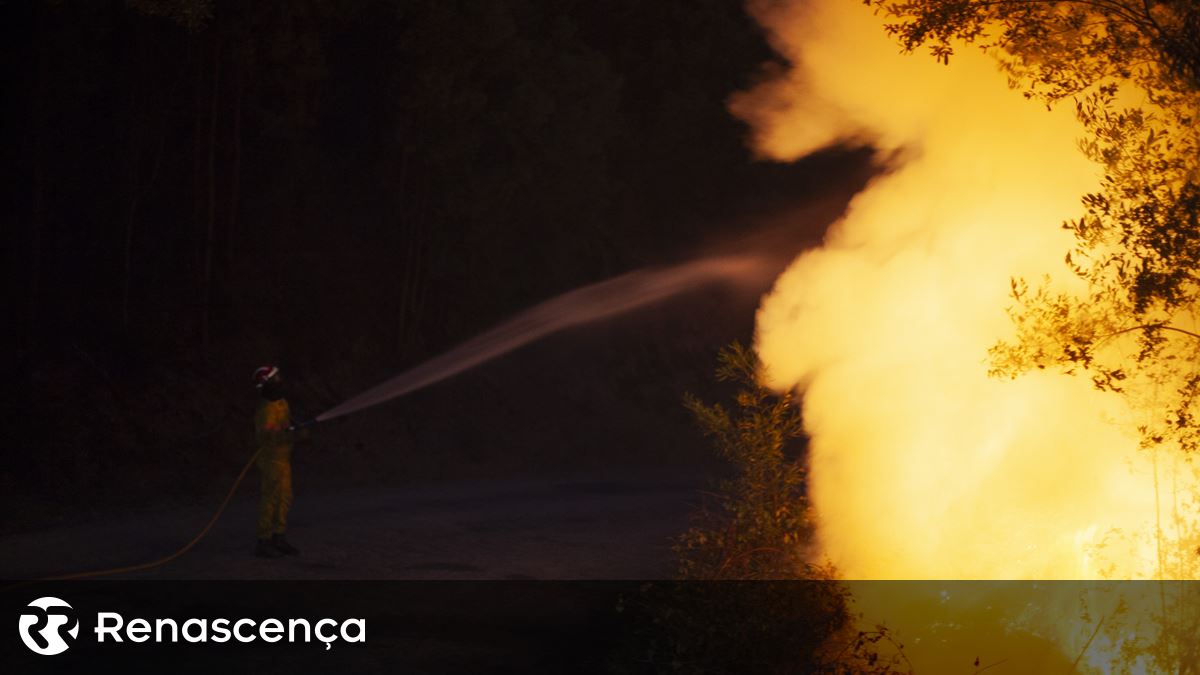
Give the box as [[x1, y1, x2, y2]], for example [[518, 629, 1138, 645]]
[[3, 0, 871, 526]]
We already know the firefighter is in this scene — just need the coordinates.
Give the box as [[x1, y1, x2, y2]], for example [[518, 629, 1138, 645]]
[[252, 365, 301, 558]]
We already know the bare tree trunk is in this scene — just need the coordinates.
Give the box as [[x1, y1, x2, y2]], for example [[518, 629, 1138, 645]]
[[398, 166, 431, 357], [30, 143, 45, 352], [191, 39, 204, 283], [408, 209, 430, 355], [394, 146, 411, 354], [122, 94, 169, 334], [122, 33, 145, 334], [122, 136, 141, 332], [227, 54, 243, 285], [28, 7, 48, 355], [403, 171, 430, 354], [400, 217, 419, 353], [201, 36, 222, 351]]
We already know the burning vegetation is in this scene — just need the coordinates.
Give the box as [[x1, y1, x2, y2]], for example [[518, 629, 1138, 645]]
[[734, 0, 1200, 582]]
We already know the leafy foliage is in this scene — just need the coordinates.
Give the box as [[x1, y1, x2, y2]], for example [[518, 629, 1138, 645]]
[[676, 342, 814, 580], [869, 1, 1200, 453], [608, 581, 912, 675], [870, 0, 1199, 100], [609, 343, 911, 675]]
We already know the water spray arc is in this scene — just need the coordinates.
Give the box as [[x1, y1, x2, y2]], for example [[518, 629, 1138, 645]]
[[310, 253, 770, 424], [20, 253, 771, 583]]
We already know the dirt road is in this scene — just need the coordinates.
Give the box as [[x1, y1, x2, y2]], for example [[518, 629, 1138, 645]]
[[2, 477, 703, 580]]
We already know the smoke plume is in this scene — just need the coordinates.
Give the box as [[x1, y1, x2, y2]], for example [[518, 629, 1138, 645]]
[[737, 0, 1193, 579]]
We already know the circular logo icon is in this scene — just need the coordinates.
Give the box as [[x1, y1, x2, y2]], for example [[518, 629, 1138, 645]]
[[18, 597, 80, 656]]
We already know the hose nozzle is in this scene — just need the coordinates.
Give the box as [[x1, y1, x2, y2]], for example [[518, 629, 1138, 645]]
[[288, 418, 318, 432]]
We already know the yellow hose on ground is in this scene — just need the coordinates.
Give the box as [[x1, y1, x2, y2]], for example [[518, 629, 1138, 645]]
[[9, 448, 262, 587]]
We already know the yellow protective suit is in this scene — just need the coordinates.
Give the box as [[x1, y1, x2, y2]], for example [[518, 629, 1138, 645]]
[[255, 398, 293, 540]]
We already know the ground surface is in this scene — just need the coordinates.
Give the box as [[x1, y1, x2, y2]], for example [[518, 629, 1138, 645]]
[[1, 476, 703, 580]]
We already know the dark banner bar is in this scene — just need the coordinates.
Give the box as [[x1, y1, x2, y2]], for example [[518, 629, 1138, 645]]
[[3, 581, 1197, 674]]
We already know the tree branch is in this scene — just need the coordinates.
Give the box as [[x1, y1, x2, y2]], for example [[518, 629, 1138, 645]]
[[1095, 322, 1200, 342]]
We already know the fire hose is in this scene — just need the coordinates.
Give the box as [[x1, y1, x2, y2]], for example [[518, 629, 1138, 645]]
[[13, 417, 320, 586], [12, 253, 766, 586]]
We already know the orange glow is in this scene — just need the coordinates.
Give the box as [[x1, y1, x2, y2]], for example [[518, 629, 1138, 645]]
[[736, 0, 1200, 581]]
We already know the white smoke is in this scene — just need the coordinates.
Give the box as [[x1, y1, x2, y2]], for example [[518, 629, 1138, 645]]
[[738, 0, 1181, 579]]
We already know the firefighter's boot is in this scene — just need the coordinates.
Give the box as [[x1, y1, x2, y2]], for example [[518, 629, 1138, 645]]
[[272, 534, 300, 556], [255, 538, 284, 558]]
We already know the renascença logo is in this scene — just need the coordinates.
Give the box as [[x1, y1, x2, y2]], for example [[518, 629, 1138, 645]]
[[17, 597, 365, 654], [19, 597, 80, 656]]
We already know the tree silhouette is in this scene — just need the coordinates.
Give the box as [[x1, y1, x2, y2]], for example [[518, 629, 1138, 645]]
[[676, 342, 813, 580]]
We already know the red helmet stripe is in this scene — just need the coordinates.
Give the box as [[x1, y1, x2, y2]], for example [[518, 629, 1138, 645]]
[[254, 366, 280, 386]]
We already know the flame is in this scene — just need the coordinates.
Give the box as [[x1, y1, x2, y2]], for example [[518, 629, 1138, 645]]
[[736, 0, 1198, 580]]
